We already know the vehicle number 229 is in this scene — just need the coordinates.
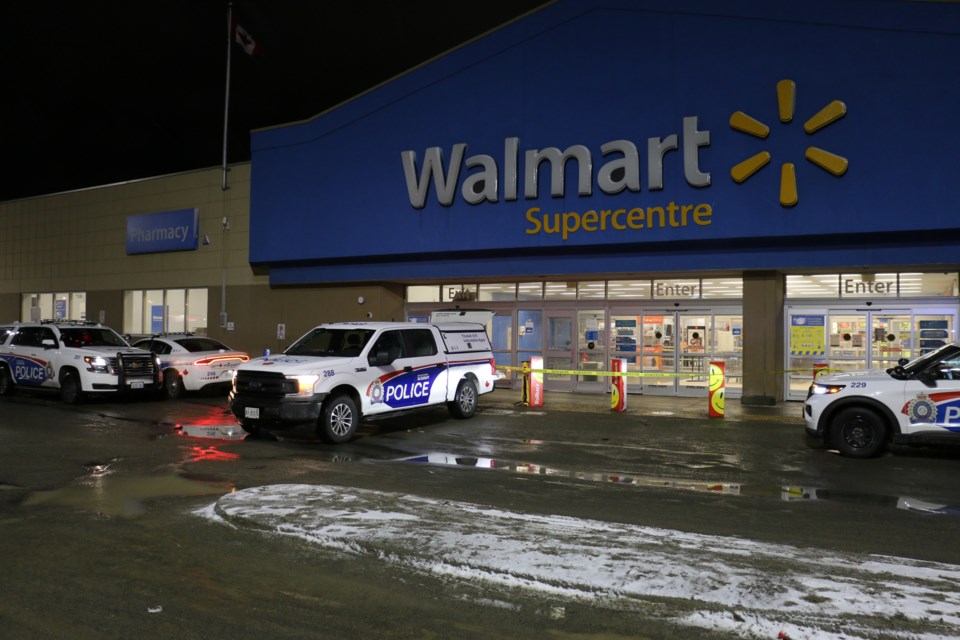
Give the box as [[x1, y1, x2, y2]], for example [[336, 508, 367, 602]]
[[849, 382, 867, 388]]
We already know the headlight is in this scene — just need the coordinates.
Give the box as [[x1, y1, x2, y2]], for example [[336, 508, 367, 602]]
[[83, 355, 110, 373], [285, 374, 319, 397], [808, 383, 845, 397]]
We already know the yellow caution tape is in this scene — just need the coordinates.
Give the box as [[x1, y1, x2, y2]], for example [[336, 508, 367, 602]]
[[496, 365, 842, 378]]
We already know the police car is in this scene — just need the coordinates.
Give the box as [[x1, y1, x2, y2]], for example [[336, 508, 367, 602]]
[[0, 321, 161, 403], [133, 334, 249, 399], [229, 320, 501, 443], [804, 342, 960, 457]]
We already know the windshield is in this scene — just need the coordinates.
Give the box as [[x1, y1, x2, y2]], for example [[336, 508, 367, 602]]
[[890, 343, 960, 379], [60, 327, 129, 348], [286, 328, 374, 357]]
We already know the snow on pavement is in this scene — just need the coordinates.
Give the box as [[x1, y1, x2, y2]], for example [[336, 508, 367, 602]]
[[196, 484, 960, 639]]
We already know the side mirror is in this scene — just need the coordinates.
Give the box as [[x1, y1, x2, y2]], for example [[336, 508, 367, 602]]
[[917, 368, 939, 387], [369, 350, 393, 367], [42, 338, 57, 349], [897, 357, 909, 367]]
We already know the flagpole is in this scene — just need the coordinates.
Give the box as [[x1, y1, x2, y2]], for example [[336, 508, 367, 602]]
[[221, 2, 233, 191]]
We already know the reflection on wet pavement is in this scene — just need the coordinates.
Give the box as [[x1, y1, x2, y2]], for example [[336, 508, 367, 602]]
[[393, 451, 960, 516], [178, 424, 245, 440], [21, 419, 246, 518]]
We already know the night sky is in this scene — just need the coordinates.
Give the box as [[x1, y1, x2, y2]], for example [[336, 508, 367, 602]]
[[4, 1, 547, 201]]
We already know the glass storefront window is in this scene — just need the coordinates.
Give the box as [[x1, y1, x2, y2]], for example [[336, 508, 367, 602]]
[[607, 281, 651, 299], [578, 282, 606, 300], [166, 289, 186, 333], [517, 282, 543, 301], [20, 292, 86, 322], [900, 272, 958, 297], [544, 282, 577, 300], [406, 286, 440, 302], [786, 275, 840, 298], [185, 289, 207, 333], [577, 310, 605, 382], [123, 288, 208, 335], [789, 272, 959, 299], [478, 283, 516, 302], [700, 278, 743, 299]]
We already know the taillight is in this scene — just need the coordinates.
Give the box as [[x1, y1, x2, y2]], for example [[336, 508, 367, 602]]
[[490, 358, 497, 375]]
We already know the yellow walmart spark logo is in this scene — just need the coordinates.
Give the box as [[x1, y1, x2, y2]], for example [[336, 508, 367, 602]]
[[730, 80, 848, 207]]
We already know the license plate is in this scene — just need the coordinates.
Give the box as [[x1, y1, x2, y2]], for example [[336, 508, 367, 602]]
[[244, 407, 260, 419], [131, 381, 144, 390]]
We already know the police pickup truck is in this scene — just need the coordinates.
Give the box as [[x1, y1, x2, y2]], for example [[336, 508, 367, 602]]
[[0, 321, 162, 403], [804, 342, 960, 457], [229, 320, 501, 443]]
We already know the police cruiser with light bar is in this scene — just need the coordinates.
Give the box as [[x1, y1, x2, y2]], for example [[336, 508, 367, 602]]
[[0, 321, 162, 403], [804, 343, 960, 457], [229, 320, 502, 443]]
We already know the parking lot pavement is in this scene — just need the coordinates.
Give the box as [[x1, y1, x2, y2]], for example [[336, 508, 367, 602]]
[[479, 387, 805, 423]]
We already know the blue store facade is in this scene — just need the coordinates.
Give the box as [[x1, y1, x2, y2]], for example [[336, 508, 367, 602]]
[[246, 0, 960, 403]]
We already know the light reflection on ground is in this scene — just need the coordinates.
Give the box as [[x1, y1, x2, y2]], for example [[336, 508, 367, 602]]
[[394, 451, 960, 515]]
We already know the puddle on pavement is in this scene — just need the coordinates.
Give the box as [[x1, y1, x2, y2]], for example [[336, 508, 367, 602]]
[[393, 451, 960, 516], [24, 462, 233, 518]]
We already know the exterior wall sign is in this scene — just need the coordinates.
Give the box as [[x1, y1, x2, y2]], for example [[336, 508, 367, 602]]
[[653, 280, 701, 299], [248, 0, 960, 284], [126, 208, 199, 255], [841, 275, 897, 298]]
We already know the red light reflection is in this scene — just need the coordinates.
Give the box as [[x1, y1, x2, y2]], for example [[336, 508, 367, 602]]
[[182, 445, 240, 464]]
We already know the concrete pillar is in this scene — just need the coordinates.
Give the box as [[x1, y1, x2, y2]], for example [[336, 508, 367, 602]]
[[742, 271, 785, 405]]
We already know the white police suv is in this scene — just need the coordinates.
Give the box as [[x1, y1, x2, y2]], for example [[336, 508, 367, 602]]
[[804, 343, 960, 457], [0, 321, 162, 403]]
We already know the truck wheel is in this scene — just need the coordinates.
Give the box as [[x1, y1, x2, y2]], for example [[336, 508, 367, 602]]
[[238, 420, 260, 435], [60, 371, 83, 404], [164, 371, 184, 400], [448, 379, 478, 419], [832, 406, 887, 458], [0, 365, 14, 396], [319, 394, 358, 443]]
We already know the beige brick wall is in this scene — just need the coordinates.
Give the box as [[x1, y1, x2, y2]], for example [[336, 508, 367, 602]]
[[0, 164, 405, 355]]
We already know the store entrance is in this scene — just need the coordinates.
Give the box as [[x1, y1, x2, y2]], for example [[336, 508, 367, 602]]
[[786, 305, 958, 400], [610, 308, 743, 397]]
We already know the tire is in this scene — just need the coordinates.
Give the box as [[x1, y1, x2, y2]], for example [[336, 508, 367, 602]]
[[448, 379, 478, 419], [163, 370, 184, 400], [0, 365, 14, 396], [59, 371, 83, 404], [238, 419, 260, 435], [831, 406, 888, 458], [319, 394, 358, 443]]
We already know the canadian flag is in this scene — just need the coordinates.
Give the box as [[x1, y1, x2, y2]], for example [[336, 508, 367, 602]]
[[232, 22, 260, 56]]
